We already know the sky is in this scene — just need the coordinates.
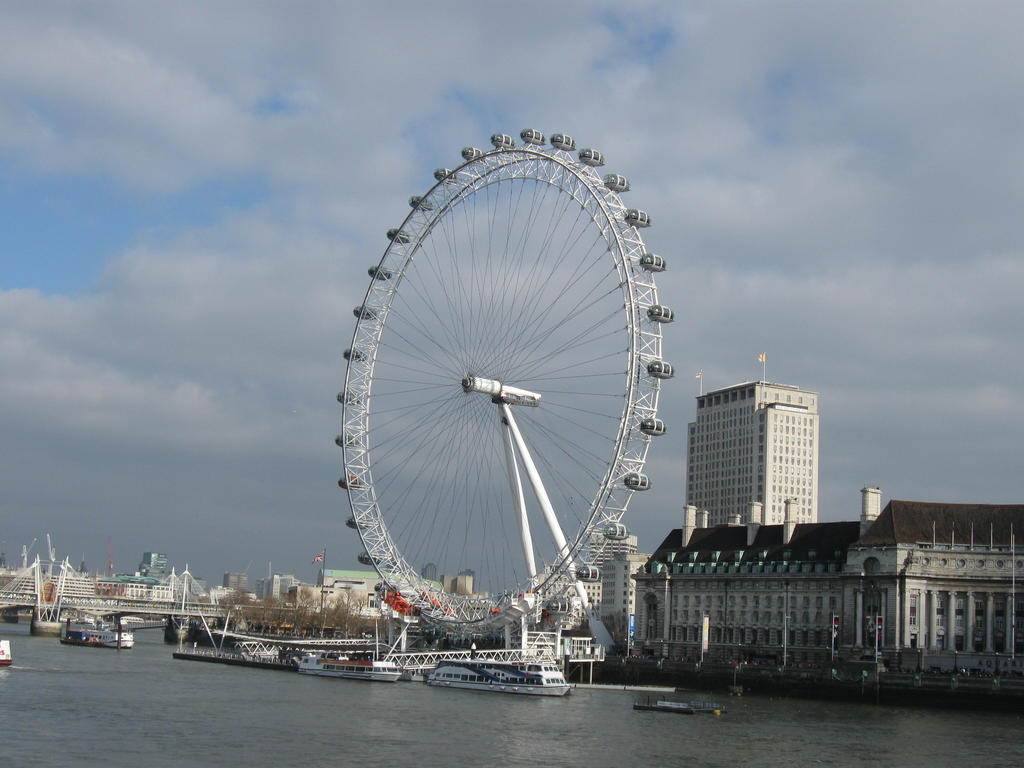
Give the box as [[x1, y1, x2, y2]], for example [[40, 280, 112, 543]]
[[2, 1, 1023, 585]]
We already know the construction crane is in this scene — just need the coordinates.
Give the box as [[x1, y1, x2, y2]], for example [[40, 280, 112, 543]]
[[21, 538, 37, 569]]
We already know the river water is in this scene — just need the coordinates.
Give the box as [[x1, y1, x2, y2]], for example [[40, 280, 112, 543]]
[[2, 622, 1022, 768]]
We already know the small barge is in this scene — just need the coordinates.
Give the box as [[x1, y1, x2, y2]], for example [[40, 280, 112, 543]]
[[633, 698, 724, 715]]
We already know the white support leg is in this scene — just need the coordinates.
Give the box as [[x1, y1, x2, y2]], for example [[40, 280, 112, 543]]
[[501, 403, 574, 569], [502, 416, 537, 581]]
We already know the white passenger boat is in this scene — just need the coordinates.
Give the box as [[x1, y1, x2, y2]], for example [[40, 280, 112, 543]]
[[0, 639, 11, 666], [425, 659, 569, 696], [297, 652, 401, 682], [60, 622, 134, 649]]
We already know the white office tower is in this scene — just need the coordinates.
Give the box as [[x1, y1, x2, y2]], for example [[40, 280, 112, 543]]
[[686, 381, 819, 526]]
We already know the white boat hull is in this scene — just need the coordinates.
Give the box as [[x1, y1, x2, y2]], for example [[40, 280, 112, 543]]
[[60, 625, 134, 649], [297, 653, 400, 682], [426, 660, 570, 697], [426, 678, 569, 696]]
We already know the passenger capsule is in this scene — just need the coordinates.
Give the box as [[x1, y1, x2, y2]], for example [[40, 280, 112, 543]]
[[550, 133, 576, 151], [520, 128, 545, 146], [357, 552, 373, 566], [461, 146, 484, 161], [624, 472, 651, 491], [386, 228, 410, 244], [368, 266, 393, 280], [490, 133, 515, 149], [334, 434, 344, 447], [545, 599, 570, 613], [646, 304, 675, 323], [345, 516, 358, 530], [343, 347, 366, 362], [647, 360, 675, 379], [434, 167, 460, 183], [639, 418, 667, 436], [353, 304, 378, 320], [602, 522, 629, 540], [578, 148, 604, 167], [576, 565, 600, 582], [603, 174, 630, 192], [625, 209, 651, 228], [409, 195, 434, 210], [338, 389, 361, 405], [639, 253, 666, 272]]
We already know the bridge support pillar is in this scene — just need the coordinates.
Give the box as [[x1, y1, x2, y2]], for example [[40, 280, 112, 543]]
[[30, 607, 62, 636], [165, 616, 189, 644]]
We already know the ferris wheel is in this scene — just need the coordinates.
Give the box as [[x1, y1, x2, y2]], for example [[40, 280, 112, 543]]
[[338, 130, 672, 627]]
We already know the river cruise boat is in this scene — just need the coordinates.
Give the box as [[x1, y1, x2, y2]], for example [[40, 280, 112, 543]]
[[297, 652, 401, 682], [0, 639, 11, 666], [425, 659, 570, 696], [60, 623, 134, 649]]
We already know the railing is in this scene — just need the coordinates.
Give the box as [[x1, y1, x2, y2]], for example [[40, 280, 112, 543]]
[[0, 558, 223, 620]]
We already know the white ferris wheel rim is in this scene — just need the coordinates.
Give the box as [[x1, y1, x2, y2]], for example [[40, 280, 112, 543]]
[[340, 135, 667, 625]]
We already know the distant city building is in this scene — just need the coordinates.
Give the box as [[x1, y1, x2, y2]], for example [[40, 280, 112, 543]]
[[421, 562, 438, 581], [600, 551, 650, 647], [292, 568, 380, 616], [595, 533, 639, 565], [584, 531, 640, 616], [441, 570, 475, 596], [138, 552, 169, 578], [223, 571, 248, 591], [687, 381, 819, 526], [256, 573, 298, 600]]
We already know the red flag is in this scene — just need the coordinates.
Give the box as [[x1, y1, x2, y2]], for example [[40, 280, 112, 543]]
[[312, 551, 325, 564]]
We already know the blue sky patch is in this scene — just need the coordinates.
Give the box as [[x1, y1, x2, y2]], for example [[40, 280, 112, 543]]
[[0, 163, 270, 295]]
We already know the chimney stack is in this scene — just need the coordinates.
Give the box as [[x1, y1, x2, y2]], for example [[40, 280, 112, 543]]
[[698, 509, 710, 529], [860, 486, 882, 536], [783, 499, 797, 544], [682, 505, 697, 546], [727, 513, 741, 526], [747, 501, 763, 545]]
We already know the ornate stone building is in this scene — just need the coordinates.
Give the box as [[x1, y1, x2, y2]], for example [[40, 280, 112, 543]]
[[634, 499, 857, 666], [634, 491, 1024, 673], [848, 500, 1024, 668]]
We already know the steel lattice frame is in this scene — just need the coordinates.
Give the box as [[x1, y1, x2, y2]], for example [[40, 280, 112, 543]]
[[340, 137, 667, 626]]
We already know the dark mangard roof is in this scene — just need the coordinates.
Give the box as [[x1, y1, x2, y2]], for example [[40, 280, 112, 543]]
[[859, 500, 1024, 546], [644, 520, 862, 571]]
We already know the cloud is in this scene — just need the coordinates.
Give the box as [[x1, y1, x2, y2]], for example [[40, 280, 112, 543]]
[[1, 1, 1022, 583]]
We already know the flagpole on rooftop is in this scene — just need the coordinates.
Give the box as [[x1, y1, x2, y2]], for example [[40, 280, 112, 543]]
[[1012, 524, 1016, 661]]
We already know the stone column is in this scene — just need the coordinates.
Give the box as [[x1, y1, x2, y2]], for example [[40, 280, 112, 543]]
[[882, 588, 890, 649], [1006, 595, 1014, 654], [965, 592, 975, 652], [855, 587, 864, 647], [929, 589, 938, 650], [662, 579, 671, 643], [985, 592, 995, 652], [946, 591, 956, 650], [904, 587, 913, 648]]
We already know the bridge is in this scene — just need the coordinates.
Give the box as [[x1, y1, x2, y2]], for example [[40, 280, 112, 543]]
[[0, 556, 225, 632]]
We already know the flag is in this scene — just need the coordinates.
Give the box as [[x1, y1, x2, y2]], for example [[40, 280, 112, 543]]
[[695, 369, 703, 379], [312, 550, 325, 564], [757, 353, 766, 363]]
